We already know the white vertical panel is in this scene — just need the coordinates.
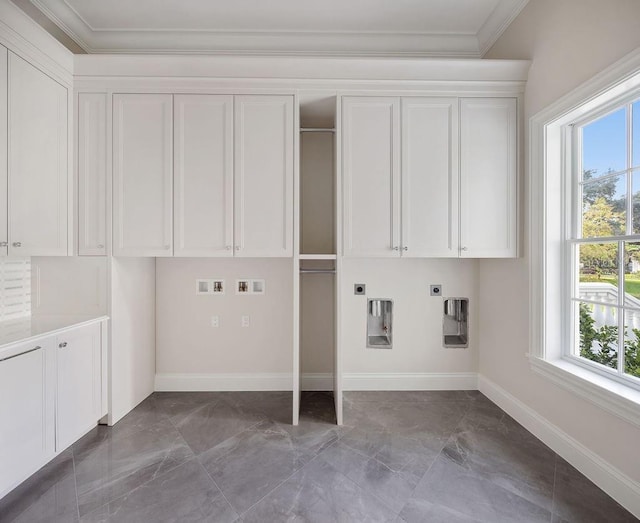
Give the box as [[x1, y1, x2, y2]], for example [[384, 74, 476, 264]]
[[113, 93, 173, 257], [0, 46, 7, 257], [460, 98, 517, 258], [342, 96, 400, 257], [8, 52, 68, 256], [78, 93, 107, 256], [174, 94, 233, 257], [234, 95, 293, 257], [402, 97, 459, 257]]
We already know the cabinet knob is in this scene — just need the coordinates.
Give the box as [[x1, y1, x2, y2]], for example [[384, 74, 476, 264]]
[[393, 246, 399, 251], [403, 246, 408, 251], [225, 245, 232, 250], [461, 246, 468, 251], [12, 242, 21, 247], [0, 241, 7, 247], [235, 246, 240, 251], [97, 244, 105, 249], [58, 342, 67, 348]]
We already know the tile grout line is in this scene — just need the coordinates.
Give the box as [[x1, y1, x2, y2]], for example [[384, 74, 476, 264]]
[[71, 448, 80, 522], [550, 453, 559, 522], [196, 458, 239, 520]]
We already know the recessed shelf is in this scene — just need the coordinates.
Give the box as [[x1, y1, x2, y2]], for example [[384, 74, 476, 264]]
[[299, 254, 337, 260]]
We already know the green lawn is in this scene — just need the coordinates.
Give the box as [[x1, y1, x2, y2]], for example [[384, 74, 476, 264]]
[[580, 274, 640, 299]]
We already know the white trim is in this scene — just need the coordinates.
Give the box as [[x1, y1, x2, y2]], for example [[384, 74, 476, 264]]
[[301, 373, 333, 391], [477, 0, 529, 56], [342, 372, 478, 390], [530, 357, 640, 428], [154, 373, 293, 391], [478, 375, 640, 519]]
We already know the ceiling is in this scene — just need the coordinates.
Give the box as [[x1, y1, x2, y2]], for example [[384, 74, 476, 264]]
[[14, 0, 529, 57]]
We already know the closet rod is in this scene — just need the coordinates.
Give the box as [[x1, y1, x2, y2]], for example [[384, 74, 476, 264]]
[[300, 128, 336, 133], [300, 269, 336, 274]]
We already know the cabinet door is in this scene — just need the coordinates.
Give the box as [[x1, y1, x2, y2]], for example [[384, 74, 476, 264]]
[[56, 323, 101, 451], [402, 97, 458, 257], [342, 96, 401, 257], [0, 47, 7, 257], [78, 93, 107, 255], [460, 98, 517, 258], [113, 94, 173, 257], [174, 95, 233, 256], [8, 53, 68, 256], [234, 95, 293, 257], [0, 339, 55, 497]]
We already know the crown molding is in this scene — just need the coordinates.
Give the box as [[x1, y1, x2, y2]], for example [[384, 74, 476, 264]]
[[477, 0, 529, 56]]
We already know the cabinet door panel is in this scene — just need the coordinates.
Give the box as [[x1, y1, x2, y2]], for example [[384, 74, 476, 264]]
[[402, 97, 458, 257], [342, 97, 400, 257], [460, 98, 517, 258], [174, 95, 233, 257], [9, 53, 68, 256], [0, 340, 54, 497], [234, 95, 293, 257], [0, 47, 6, 257], [56, 323, 101, 451], [78, 93, 107, 256], [113, 94, 172, 257]]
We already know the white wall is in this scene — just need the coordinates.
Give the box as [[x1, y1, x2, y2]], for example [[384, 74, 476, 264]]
[[341, 258, 478, 387], [155, 258, 293, 387], [482, 0, 640, 495], [109, 257, 155, 424]]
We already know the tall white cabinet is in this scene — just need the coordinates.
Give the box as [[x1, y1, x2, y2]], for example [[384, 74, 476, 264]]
[[8, 52, 68, 256], [113, 94, 173, 257]]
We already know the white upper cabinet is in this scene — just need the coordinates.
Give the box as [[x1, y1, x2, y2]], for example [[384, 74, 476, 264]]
[[342, 96, 400, 257], [460, 98, 517, 258], [0, 47, 7, 258], [78, 93, 107, 256], [402, 97, 458, 257], [234, 95, 294, 257], [9, 52, 68, 256], [174, 95, 234, 257], [113, 94, 173, 257]]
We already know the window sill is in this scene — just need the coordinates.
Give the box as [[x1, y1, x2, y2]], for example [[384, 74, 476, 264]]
[[530, 356, 640, 428]]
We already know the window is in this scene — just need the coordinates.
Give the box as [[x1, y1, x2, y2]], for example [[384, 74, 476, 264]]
[[571, 100, 640, 387], [530, 49, 640, 423]]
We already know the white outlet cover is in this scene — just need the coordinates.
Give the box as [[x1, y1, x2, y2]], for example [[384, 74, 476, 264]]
[[211, 315, 219, 327], [241, 315, 250, 327]]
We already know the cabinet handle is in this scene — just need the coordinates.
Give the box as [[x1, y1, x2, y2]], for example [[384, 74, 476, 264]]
[[12, 242, 21, 247], [403, 246, 408, 251], [393, 246, 399, 251], [58, 342, 68, 348], [0, 241, 7, 247], [0, 345, 41, 362], [225, 246, 232, 250], [461, 246, 468, 251], [235, 246, 240, 251], [97, 244, 105, 249]]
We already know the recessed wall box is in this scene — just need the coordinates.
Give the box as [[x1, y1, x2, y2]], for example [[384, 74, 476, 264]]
[[236, 280, 250, 294], [212, 280, 225, 294], [443, 298, 469, 348], [367, 299, 392, 349]]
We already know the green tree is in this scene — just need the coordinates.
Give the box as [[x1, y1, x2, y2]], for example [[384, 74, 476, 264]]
[[580, 197, 623, 273], [583, 169, 617, 205]]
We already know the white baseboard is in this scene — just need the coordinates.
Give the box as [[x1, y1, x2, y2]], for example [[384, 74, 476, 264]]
[[155, 373, 293, 391], [478, 375, 640, 519], [343, 372, 478, 390], [301, 373, 333, 391]]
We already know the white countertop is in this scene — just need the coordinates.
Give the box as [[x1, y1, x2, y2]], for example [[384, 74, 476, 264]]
[[0, 315, 108, 349]]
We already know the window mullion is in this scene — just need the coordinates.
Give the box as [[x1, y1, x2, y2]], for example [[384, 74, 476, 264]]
[[619, 239, 626, 376]]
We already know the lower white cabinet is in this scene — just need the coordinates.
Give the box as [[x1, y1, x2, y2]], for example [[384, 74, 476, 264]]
[[0, 319, 107, 498], [0, 339, 55, 497], [56, 322, 102, 451]]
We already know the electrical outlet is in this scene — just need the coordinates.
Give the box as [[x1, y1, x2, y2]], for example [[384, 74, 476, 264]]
[[211, 315, 219, 327], [430, 284, 442, 296], [354, 284, 366, 295], [241, 315, 250, 327], [236, 280, 250, 294]]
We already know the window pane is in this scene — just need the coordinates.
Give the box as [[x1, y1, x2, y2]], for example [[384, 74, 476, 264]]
[[578, 242, 619, 303], [577, 301, 619, 371], [633, 101, 640, 168], [624, 310, 640, 380], [581, 175, 625, 237], [582, 107, 627, 177], [624, 241, 640, 300]]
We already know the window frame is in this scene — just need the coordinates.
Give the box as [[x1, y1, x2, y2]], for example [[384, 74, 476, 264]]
[[530, 48, 640, 427]]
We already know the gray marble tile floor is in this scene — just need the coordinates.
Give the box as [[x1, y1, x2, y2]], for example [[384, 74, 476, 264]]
[[0, 391, 637, 522]]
